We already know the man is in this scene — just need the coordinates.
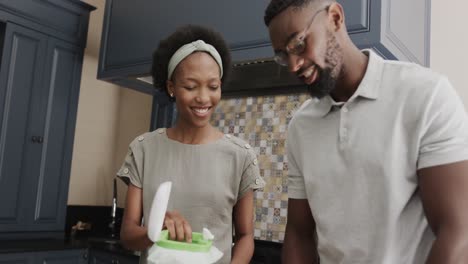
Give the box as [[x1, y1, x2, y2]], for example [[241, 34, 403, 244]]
[[264, 0, 468, 263]]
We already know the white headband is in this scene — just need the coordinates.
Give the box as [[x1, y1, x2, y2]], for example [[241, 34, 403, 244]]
[[167, 40, 223, 79]]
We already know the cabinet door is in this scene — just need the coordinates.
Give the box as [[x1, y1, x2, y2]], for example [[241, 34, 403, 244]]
[[88, 252, 110, 264], [0, 22, 83, 233], [0, 252, 34, 264], [28, 37, 83, 231], [98, 0, 388, 76], [37, 249, 88, 264], [88, 250, 139, 264], [0, 22, 48, 232], [98, 0, 270, 80]]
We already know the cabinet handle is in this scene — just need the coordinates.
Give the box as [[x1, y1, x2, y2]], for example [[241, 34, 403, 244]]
[[31, 136, 44, 143]]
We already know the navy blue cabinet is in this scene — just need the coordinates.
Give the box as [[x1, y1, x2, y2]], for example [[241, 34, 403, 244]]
[[98, 0, 377, 77], [31, 35, 83, 233], [88, 249, 138, 264], [0, 1, 92, 48], [0, 252, 34, 264], [38, 250, 88, 264], [150, 91, 176, 130], [0, 1, 94, 238], [99, 0, 270, 78], [0, 22, 82, 234], [0, 23, 48, 233], [97, 0, 430, 96]]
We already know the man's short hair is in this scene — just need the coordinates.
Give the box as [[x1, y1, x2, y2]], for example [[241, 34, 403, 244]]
[[264, 0, 334, 26]]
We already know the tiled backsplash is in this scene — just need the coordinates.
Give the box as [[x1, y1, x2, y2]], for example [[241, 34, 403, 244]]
[[211, 93, 309, 242]]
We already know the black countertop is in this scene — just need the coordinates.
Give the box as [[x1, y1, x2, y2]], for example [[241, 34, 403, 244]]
[[0, 237, 282, 263], [1, 206, 282, 262], [0, 236, 138, 257]]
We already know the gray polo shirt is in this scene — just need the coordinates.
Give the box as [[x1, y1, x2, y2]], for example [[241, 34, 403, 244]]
[[287, 50, 468, 263]]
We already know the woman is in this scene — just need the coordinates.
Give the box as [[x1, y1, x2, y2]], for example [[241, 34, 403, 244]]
[[117, 25, 265, 264]]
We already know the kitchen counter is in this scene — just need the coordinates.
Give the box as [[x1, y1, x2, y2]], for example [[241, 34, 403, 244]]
[[1, 205, 280, 263], [0, 236, 138, 257], [0, 237, 281, 263]]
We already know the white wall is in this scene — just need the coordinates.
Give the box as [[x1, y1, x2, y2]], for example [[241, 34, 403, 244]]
[[67, 0, 152, 207], [430, 0, 468, 105]]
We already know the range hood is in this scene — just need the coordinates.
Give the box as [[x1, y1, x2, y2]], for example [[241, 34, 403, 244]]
[[134, 58, 308, 98]]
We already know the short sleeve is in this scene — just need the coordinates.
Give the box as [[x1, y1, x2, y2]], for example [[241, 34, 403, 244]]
[[238, 148, 265, 200], [418, 77, 468, 169], [116, 138, 144, 188], [286, 122, 307, 199]]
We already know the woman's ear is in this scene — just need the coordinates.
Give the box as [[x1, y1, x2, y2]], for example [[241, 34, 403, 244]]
[[166, 80, 174, 97], [328, 3, 345, 32]]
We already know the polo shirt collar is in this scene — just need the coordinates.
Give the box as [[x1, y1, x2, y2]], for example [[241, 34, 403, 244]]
[[355, 49, 383, 100], [316, 49, 384, 117]]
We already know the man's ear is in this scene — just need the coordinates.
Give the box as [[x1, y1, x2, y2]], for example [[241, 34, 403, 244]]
[[328, 3, 345, 32]]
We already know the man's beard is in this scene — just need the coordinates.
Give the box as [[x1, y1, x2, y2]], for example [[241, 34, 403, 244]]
[[307, 32, 343, 99], [307, 66, 336, 99]]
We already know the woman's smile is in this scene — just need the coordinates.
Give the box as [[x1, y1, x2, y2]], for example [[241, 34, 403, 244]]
[[191, 106, 211, 117]]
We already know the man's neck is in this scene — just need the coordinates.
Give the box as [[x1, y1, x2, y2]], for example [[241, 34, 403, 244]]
[[331, 46, 369, 102]]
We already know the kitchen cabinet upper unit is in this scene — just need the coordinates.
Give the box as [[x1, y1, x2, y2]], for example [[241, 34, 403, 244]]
[[97, 0, 430, 94]]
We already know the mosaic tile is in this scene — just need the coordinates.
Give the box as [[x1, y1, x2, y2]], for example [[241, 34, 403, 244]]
[[279, 232, 285, 241], [211, 92, 309, 242]]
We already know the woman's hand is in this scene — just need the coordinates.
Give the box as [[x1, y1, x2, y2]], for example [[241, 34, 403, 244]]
[[163, 210, 193, 242]]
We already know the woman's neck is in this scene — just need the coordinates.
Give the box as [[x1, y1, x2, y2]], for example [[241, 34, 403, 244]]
[[167, 122, 222, 145]]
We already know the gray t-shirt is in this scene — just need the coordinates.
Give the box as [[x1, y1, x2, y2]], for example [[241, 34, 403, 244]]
[[117, 128, 265, 264]]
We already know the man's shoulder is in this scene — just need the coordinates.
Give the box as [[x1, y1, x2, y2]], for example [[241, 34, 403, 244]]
[[290, 98, 329, 123], [382, 60, 445, 87], [287, 98, 324, 137], [365, 49, 445, 90], [380, 60, 449, 99]]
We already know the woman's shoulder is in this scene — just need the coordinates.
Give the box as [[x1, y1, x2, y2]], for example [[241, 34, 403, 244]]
[[128, 128, 167, 148], [221, 134, 256, 156]]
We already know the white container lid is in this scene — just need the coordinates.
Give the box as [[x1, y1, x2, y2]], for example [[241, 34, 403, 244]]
[[147, 181, 172, 242]]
